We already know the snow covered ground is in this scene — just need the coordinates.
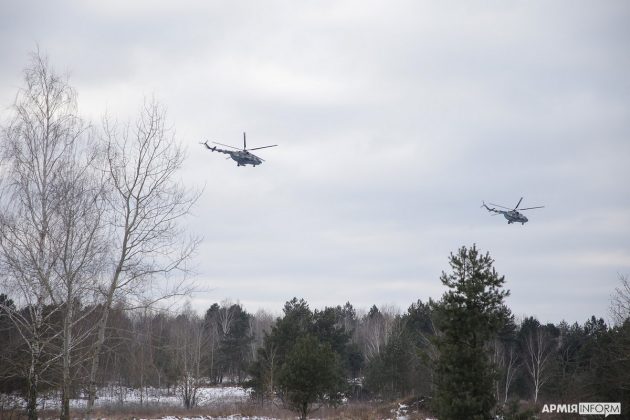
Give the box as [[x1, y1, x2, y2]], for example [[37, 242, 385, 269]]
[[153, 417, 274, 420], [0, 385, 251, 411], [1, 387, 433, 419]]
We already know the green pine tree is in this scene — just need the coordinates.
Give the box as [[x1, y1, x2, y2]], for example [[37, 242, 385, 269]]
[[278, 335, 345, 419], [433, 245, 510, 420]]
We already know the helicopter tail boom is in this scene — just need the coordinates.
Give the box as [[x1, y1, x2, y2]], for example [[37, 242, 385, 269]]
[[201, 141, 231, 154], [482, 202, 502, 214]]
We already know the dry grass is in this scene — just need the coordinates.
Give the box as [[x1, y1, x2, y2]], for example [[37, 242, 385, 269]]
[[5, 399, 437, 419], [33, 401, 294, 419]]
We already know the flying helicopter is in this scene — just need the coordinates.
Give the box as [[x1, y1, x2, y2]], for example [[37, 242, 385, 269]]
[[201, 132, 277, 167], [482, 197, 544, 225]]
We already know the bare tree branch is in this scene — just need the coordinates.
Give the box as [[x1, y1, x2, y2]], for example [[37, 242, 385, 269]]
[[86, 97, 201, 417]]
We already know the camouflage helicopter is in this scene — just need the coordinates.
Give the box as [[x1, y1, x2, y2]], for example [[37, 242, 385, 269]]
[[201, 132, 277, 167], [482, 197, 544, 225]]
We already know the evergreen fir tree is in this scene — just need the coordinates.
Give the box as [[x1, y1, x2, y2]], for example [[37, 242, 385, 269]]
[[433, 245, 510, 420], [278, 335, 345, 419]]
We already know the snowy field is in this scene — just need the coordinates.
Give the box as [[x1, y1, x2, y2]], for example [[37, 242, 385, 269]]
[[0, 387, 434, 419], [154, 417, 274, 420], [0, 385, 251, 411]]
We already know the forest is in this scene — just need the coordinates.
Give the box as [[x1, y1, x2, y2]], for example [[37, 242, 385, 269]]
[[2, 270, 629, 419], [1, 53, 629, 420]]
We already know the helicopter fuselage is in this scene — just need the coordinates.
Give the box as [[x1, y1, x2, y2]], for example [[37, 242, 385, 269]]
[[229, 150, 263, 167], [503, 210, 528, 224]]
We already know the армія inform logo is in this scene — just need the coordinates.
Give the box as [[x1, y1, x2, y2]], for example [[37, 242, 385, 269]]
[[542, 403, 621, 417]]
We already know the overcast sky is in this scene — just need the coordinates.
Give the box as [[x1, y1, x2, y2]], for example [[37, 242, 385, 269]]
[[2, 0, 629, 323]]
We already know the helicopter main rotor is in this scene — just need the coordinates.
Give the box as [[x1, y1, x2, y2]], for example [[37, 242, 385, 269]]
[[212, 132, 277, 153], [489, 197, 544, 212]]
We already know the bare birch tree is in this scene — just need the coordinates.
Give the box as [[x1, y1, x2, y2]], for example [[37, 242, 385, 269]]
[[52, 143, 106, 420], [172, 306, 206, 409], [491, 339, 519, 404], [249, 309, 275, 360], [610, 274, 630, 326], [217, 299, 235, 336], [86, 98, 200, 415], [523, 326, 555, 403], [358, 305, 398, 360], [0, 51, 104, 420], [502, 344, 519, 403]]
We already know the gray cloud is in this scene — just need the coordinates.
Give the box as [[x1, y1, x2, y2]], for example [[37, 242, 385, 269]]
[[1, 0, 629, 323]]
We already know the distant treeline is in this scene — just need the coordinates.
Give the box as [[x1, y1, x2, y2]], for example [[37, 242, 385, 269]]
[[2, 276, 628, 418]]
